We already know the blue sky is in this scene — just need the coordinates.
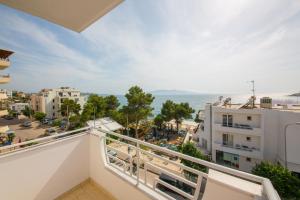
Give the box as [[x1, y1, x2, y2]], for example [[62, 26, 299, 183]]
[[0, 0, 300, 94]]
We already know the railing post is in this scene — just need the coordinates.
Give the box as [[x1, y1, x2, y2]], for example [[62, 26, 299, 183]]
[[136, 142, 140, 186], [130, 156, 133, 177], [144, 163, 147, 185], [193, 175, 203, 200]]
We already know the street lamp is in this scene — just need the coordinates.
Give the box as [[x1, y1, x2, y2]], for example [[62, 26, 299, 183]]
[[284, 122, 300, 168]]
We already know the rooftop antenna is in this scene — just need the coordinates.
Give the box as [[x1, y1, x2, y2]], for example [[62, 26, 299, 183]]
[[246, 80, 256, 108], [250, 80, 255, 97]]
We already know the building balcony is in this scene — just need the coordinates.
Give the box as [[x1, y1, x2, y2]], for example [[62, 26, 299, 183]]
[[0, 59, 10, 70], [214, 123, 262, 136], [214, 141, 263, 159], [0, 75, 10, 84], [0, 127, 279, 200]]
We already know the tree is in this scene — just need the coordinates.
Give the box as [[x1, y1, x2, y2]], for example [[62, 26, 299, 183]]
[[252, 162, 300, 199], [22, 106, 33, 118], [123, 86, 154, 138], [179, 142, 209, 173], [60, 99, 81, 118], [161, 100, 176, 122], [161, 100, 194, 132], [80, 102, 94, 123], [174, 103, 194, 132], [86, 94, 106, 118], [194, 111, 202, 123], [34, 112, 46, 122], [104, 95, 120, 113], [154, 114, 164, 130]]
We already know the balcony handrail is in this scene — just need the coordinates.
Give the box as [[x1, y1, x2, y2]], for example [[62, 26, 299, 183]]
[[0, 127, 90, 153], [98, 128, 280, 200], [100, 128, 264, 183], [214, 141, 260, 152]]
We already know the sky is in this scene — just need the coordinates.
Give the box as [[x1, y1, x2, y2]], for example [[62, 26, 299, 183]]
[[0, 0, 300, 95]]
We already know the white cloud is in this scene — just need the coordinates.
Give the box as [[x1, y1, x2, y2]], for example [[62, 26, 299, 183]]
[[1, 0, 300, 94]]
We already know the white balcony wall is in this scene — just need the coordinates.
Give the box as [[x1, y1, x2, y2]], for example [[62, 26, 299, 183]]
[[0, 134, 90, 200], [214, 131, 261, 150], [0, 59, 10, 69], [89, 132, 153, 200], [213, 108, 262, 128], [214, 123, 262, 136]]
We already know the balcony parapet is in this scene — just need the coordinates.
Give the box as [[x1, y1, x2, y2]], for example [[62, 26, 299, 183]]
[[214, 141, 262, 159], [214, 123, 262, 136], [99, 128, 279, 200], [0, 75, 10, 84], [0, 127, 280, 200], [0, 59, 10, 70]]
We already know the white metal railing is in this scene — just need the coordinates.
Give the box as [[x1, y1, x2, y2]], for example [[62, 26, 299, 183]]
[[99, 128, 280, 200], [0, 127, 90, 155], [214, 141, 260, 152]]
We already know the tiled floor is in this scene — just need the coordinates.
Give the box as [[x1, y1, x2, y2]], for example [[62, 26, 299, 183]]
[[55, 179, 116, 200]]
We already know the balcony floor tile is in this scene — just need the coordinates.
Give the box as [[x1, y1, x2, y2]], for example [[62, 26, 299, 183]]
[[55, 179, 116, 200]]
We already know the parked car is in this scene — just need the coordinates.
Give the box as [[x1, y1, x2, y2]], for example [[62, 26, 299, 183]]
[[107, 149, 117, 163], [4, 115, 14, 120], [22, 121, 32, 127], [156, 173, 195, 200], [45, 128, 56, 135]]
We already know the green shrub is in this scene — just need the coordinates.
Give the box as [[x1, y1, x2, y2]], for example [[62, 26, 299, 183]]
[[252, 162, 300, 199]]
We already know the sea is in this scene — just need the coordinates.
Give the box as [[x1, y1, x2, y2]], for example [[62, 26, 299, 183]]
[[113, 93, 299, 118]]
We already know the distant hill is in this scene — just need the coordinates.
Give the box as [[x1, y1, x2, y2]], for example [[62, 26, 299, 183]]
[[290, 92, 300, 97], [150, 90, 200, 95]]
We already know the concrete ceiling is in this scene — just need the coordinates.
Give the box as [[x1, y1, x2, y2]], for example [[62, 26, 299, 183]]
[[0, 0, 123, 32]]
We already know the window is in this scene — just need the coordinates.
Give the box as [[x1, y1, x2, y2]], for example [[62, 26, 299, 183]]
[[53, 106, 55, 109], [246, 157, 251, 162], [222, 133, 233, 147], [247, 116, 252, 121], [222, 114, 233, 127], [246, 137, 251, 141], [52, 99, 55, 103]]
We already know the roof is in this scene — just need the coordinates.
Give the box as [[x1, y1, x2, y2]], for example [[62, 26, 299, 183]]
[[0, 0, 123, 32], [87, 117, 123, 131], [0, 49, 14, 59]]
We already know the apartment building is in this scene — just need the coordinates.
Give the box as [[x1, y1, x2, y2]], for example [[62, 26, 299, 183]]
[[195, 97, 300, 173], [0, 49, 13, 117], [0, 89, 12, 100], [30, 87, 86, 119], [9, 102, 29, 114]]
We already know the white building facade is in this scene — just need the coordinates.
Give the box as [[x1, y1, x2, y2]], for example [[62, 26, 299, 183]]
[[30, 87, 86, 119], [9, 102, 29, 114], [195, 98, 300, 173]]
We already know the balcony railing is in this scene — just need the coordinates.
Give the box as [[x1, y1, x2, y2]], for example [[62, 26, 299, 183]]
[[0, 127, 279, 200], [0, 58, 10, 70], [222, 123, 253, 130], [100, 129, 279, 200], [214, 141, 260, 152], [0, 75, 10, 84], [0, 127, 90, 155]]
